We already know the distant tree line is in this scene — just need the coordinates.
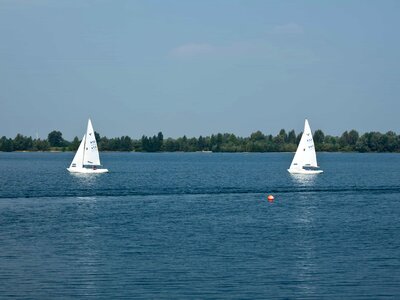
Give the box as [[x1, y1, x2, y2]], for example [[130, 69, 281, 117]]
[[1, 129, 400, 153]]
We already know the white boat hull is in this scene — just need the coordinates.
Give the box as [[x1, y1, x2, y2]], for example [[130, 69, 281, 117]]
[[288, 169, 323, 175], [67, 167, 109, 174]]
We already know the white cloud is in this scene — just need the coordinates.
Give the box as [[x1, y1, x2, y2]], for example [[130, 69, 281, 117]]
[[170, 43, 216, 57], [170, 42, 257, 58], [270, 23, 304, 35], [169, 30, 318, 63]]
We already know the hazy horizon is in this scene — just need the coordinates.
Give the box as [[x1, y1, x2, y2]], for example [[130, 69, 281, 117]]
[[1, 0, 399, 140]]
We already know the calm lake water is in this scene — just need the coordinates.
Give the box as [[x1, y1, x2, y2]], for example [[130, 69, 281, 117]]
[[0, 152, 399, 299]]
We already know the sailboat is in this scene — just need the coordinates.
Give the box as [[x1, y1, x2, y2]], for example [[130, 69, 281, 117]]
[[67, 119, 109, 174], [288, 119, 323, 174]]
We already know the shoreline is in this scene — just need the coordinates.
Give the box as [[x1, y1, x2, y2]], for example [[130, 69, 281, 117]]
[[4, 150, 400, 154]]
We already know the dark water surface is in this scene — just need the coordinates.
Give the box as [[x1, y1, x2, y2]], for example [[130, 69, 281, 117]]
[[0, 152, 399, 299]]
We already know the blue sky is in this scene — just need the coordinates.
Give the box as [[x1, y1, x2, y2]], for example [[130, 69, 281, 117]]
[[1, 0, 399, 140]]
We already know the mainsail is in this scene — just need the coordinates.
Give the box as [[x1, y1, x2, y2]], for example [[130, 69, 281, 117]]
[[83, 119, 101, 166]]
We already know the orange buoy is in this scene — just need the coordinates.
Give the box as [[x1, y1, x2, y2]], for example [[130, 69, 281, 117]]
[[267, 195, 274, 202]]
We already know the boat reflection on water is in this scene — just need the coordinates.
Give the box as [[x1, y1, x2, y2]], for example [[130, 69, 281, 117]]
[[289, 173, 319, 296], [70, 172, 100, 188], [289, 173, 318, 187]]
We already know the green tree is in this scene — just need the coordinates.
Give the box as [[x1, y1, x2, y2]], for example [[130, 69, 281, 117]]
[[382, 131, 399, 152], [94, 131, 101, 143], [48, 131, 64, 147], [287, 130, 296, 144], [250, 131, 265, 142], [313, 129, 325, 145], [347, 130, 359, 147], [273, 130, 286, 151], [98, 136, 110, 151], [164, 138, 178, 152], [120, 136, 133, 151], [141, 135, 149, 151], [339, 131, 349, 149], [322, 135, 339, 152], [156, 132, 164, 151], [278, 129, 288, 143], [0, 136, 14, 152], [13, 134, 33, 151], [69, 136, 81, 151], [355, 135, 369, 152], [367, 132, 382, 152], [198, 135, 206, 150]]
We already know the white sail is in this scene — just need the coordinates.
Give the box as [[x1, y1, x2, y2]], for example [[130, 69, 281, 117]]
[[288, 119, 322, 174], [83, 119, 101, 166], [69, 135, 85, 169]]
